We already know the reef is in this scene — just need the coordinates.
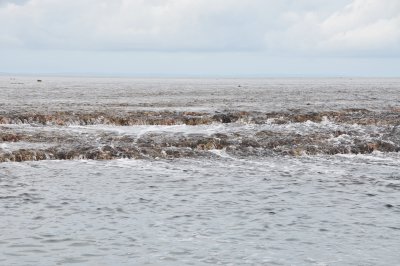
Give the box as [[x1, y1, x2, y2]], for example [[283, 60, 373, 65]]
[[1, 108, 399, 162]]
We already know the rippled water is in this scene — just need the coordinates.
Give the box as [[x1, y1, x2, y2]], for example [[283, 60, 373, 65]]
[[1, 77, 400, 265]]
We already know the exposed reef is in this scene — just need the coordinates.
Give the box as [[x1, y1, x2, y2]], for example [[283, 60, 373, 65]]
[[1, 109, 399, 162]]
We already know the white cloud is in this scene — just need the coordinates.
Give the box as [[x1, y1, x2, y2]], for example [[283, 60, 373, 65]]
[[267, 0, 400, 55], [0, 0, 399, 56], [319, 0, 400, 54], [0, 0, 275, 51]]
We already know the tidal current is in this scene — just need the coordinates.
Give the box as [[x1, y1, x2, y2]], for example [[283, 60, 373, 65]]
[[0, 77, 399, 265]]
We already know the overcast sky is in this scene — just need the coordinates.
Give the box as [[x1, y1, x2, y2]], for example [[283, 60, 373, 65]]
[[1, 0, 399, 77]]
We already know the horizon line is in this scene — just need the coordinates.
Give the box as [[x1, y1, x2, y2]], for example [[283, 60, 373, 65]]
[[1, 72, 399, 79]]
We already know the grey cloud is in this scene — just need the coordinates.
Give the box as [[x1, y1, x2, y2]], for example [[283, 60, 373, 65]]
[[0, 0, 399, 56]]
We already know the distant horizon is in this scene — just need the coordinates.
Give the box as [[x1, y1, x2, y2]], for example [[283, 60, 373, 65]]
[[1, 72, 399, 79]]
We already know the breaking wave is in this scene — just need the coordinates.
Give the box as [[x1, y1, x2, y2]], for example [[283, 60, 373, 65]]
[[1, 109, 399, 162], [1, 108, 400, 126]]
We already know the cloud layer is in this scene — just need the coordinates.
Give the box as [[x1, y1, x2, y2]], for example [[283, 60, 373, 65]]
[[0, 0, 399, 56]]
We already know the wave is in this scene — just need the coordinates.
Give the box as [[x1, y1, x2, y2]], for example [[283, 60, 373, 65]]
[[1, 109, 399, 162], [1, 109, 399, 126]]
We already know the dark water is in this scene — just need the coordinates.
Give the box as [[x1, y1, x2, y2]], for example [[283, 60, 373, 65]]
[[0, 77, 400, 265]]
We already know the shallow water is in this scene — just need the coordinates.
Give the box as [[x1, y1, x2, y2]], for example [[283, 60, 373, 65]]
[[0, 77, 400, 265], [1, 157, 400, 265]]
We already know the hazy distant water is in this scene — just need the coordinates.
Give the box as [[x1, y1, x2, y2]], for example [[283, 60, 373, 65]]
[[0, 77, 400, 265], [1, 77, 400, 113]]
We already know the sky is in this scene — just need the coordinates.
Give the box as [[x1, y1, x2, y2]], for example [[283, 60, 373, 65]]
[[0, 0, 399, 77]]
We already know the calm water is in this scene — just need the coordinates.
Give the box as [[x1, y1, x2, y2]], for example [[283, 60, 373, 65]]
[[0, 77, 400, 265]]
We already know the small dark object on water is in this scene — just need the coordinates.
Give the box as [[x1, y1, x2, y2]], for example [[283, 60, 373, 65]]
[[213, 114, 232, 123], [238, 85, 241, 87], [37, 79, 42, 82], [385, 204, 394, 208]]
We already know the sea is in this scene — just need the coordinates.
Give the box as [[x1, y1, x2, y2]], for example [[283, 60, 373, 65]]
[[0, 76, 399, 265]]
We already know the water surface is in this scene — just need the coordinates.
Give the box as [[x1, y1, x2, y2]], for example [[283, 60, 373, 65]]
[[1, 77, 400, 265]]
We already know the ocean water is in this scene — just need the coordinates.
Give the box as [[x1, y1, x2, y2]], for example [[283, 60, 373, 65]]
[[0, 77, 400, 265]]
